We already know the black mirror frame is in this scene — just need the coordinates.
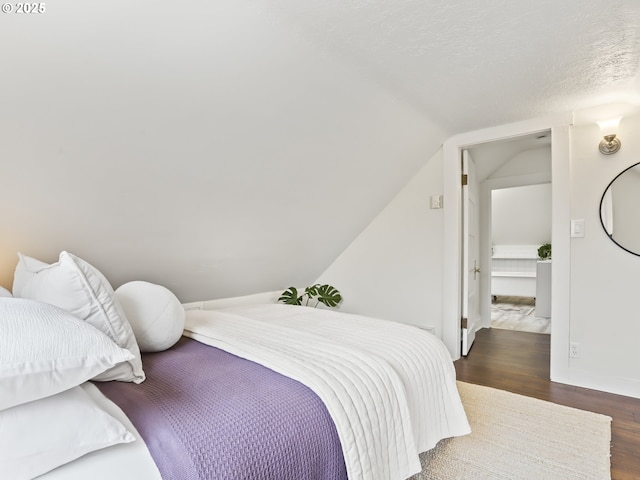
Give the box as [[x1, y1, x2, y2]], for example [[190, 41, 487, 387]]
[[599, 161, 640, 257]]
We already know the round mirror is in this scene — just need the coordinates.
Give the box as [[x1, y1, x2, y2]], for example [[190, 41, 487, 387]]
[[600, 162, 640, 256]]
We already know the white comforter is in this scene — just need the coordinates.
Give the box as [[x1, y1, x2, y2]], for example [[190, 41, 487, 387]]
[[184, 304, 470, 480]]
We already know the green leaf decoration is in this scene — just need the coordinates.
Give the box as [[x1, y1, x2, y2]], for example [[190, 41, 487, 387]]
[[304, 285, 319, 297], [278, 287, 303, 305], [314, 284, 342, 308], [279, 284, 342, 308], [303, 285, 319, 306]]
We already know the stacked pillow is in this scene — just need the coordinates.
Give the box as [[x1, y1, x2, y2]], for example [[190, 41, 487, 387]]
[[0, 385, 135, 479], [2, 251, 151, 478], [13, 251, 145, 383], [3, 250, 187, 478], [0, 298, 135, 410], [0, 298, 137, 478]]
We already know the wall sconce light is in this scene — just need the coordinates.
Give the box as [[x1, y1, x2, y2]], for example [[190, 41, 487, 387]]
[[597, 117, 622, 155]]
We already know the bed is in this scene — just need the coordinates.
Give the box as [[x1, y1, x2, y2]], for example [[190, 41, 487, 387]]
[[1, 252, 470, 480]]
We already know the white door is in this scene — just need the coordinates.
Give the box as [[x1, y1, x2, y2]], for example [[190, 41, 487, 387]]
[[461, 150, 481, 356]]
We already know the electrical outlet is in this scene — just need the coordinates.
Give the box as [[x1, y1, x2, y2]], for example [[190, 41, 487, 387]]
[[570, 342, 580, 359]]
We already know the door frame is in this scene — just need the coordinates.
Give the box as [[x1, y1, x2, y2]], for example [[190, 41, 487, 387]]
[[441, 113, 573, 385]]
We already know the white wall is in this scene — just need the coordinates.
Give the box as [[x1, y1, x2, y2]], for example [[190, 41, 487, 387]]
[[0, 1, 446, 301], [315, 148, 445, 334], [567, 112, 640, 397], [492, 184, 551, 246]]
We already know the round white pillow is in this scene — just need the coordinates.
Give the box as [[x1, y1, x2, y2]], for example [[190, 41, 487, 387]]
[[115, 281, 185, 352], [0, 286, 12, 298]]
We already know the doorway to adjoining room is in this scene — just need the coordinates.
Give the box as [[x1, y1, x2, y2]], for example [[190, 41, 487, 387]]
[[490, 184, 551, 334]]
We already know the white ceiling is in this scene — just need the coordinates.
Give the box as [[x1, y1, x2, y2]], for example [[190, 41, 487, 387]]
[[1, 1, 639, 301], [271, 0, 640, 133], [469, 132, 551, 182]]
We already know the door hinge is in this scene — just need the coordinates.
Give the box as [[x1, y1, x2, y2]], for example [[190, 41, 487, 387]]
[[461, 317, 468, 329], [461, 174, 468, 186]]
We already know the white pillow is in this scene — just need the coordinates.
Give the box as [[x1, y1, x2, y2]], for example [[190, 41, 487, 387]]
[[11, 253, 49, 297], [12, 251, 145, 383], [0, 298, 134, 411], [115, 281, 185, 352], [0, 385, 135, 480], [0, 285, 11, 297]]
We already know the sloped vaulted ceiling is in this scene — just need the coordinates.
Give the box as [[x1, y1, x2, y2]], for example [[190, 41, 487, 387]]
[[1, 1, 639, 301]]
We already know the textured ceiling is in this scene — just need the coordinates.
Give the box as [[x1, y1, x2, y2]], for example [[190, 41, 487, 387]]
[[271, 0, 640, 133]]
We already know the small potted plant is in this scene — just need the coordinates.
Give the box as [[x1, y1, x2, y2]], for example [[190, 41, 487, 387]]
[[538, 243, 551, 260], [278, 284, 342, 308]]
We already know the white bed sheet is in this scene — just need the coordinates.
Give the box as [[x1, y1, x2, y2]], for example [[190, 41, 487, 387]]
[[184, 304, 470, 480], [38, 382, 161, 480]]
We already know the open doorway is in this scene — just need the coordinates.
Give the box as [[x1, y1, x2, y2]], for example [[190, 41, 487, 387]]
[[443, 118, 571, 381], [460, 130, 552, 355], [443, 125, 566, 358], [490, 184, 551, 334]]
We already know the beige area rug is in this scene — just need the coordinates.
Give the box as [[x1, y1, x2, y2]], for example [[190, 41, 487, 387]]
[[412, 382, 612, 480]]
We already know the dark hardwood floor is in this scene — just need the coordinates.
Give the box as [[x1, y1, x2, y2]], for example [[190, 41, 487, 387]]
[[454, 328, 640, 480]]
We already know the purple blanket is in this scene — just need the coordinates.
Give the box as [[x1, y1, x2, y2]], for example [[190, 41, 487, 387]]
[[96, 337, 347, 480]]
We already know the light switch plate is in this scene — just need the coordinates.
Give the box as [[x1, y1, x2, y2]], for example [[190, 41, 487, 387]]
[[430, 195, 443, 209], [571, 219, 585, 238]]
